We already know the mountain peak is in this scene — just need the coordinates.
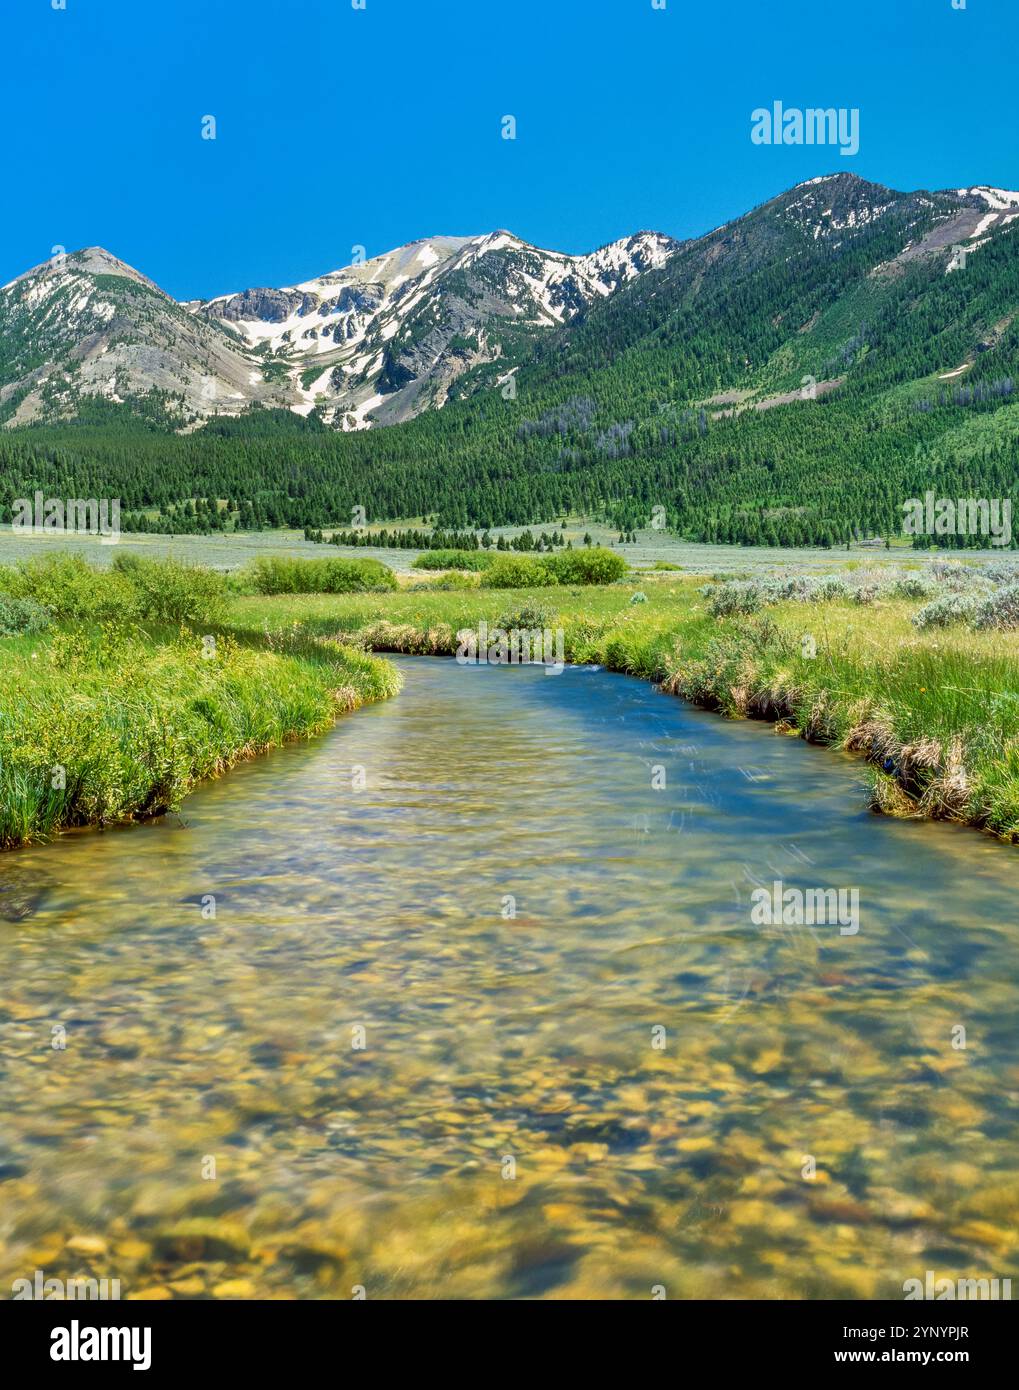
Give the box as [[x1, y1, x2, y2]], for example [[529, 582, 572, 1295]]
[[5, 174, 1017, 436], [185, 227, 683, 429], [4, 245, 160, 295], [71, 247, 163, 289]]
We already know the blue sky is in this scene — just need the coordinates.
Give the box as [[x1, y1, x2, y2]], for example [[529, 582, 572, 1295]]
[[3, 0, 1016, 299]]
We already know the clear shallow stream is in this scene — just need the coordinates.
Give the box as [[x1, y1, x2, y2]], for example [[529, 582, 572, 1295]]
[[1, 656, 1017, 1299]]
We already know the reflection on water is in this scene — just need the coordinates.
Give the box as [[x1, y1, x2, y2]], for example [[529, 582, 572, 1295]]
[[1, 657, 1018, 1299]]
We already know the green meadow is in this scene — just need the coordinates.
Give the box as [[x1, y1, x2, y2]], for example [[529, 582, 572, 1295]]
[[2, 546, 1018, 847]]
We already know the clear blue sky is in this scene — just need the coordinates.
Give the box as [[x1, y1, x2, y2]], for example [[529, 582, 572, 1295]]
[[4, 0, 1016, 300]]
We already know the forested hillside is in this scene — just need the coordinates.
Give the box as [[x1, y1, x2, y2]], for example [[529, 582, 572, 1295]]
[[3, 175, 1017, 546]]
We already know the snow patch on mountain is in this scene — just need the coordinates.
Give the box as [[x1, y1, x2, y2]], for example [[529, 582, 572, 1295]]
[[959, 187, 1019, 210], [783, 185, 894, 239], [182, 228, 679, 426]]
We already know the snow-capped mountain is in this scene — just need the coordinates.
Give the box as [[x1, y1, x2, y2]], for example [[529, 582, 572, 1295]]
[[3, 176, 1018, 434], [0, 230, 677, 431], [769, 176, 1019, 262], [188, 229, 679, 427]]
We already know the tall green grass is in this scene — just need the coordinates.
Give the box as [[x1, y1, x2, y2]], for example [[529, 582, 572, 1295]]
[[243, 555, 398, 595], [0, 623, 399, 849], [411, 549, 494, 572], [0, 552, 228, 625], [0, 555, 400, 849], [411, 547, 629, 586]]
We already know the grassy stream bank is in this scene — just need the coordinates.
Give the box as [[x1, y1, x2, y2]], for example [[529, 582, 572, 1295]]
[[229, 571, 1019, 842], [3, 550, 1018, 848], [0, 555, 400, 849]]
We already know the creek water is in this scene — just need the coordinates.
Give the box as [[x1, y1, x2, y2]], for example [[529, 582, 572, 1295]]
[[1, 656, 1017, 1299]]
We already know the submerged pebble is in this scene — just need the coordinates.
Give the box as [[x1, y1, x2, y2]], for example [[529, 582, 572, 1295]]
[[1, 659, 1017, 1298]]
